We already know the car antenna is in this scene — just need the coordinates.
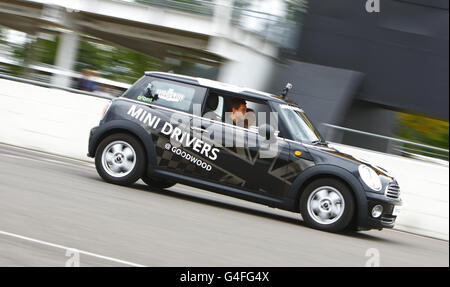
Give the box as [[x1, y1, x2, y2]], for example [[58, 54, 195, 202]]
[[281, 83, 293, 99]]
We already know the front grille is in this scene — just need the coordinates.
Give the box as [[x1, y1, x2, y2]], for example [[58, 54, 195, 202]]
[[385, 181, 400, 199]]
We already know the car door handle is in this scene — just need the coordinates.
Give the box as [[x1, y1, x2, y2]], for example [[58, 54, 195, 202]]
[[190, 126, 209, 133]]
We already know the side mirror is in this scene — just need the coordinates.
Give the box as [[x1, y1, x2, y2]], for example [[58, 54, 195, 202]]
[[258, 124, 276, 143]]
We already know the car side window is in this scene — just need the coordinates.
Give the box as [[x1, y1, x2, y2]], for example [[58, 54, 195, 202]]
[[202, 92, 224, 121], [123, 76, 205, 113], [224, 97, 273, 130], [146, 80, 196, 112], [245, 100, 273, 128], [201, 91, 277, 134]]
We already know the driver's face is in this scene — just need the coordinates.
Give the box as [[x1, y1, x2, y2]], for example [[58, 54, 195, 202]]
[[232, 104, 247, 121]]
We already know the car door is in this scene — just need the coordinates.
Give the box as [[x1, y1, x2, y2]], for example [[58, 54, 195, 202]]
[[121, 76, 208, 175], [186, 93, 299, 201]]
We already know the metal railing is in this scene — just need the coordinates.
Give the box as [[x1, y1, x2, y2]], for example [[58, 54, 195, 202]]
[[2, 71, 448, 162], [322, 123, 449, 161], [136, 0, 215, 15], [0, 73, 115, 100], [0, 60, 131, 98]]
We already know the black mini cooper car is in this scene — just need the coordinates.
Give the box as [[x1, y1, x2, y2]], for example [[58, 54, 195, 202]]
[[88, 72, 402, 232]]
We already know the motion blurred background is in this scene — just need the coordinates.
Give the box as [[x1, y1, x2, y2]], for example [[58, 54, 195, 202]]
[[0, 0, 448, 162]]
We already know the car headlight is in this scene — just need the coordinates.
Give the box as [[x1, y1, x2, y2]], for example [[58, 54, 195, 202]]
[[358, 165, 382, 191]]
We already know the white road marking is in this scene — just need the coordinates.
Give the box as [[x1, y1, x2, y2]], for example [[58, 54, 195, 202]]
[[0, 143, 94, 167], [0, 230, 146, 267], [0, 153, 94, 169]]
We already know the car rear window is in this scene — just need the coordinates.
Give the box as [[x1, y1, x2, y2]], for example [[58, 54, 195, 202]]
[[122, 76, 205, 113]]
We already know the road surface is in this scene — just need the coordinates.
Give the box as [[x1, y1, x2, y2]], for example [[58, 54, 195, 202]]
[[0, 143, 448, 266]]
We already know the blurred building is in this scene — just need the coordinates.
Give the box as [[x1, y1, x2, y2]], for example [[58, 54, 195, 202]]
[[0, 0, 447, 153], [269, 0, 449, 152], [0, 0, 299, 91]]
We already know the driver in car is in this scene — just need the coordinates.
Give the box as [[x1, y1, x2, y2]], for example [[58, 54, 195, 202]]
[[228, 98, 255, 129]]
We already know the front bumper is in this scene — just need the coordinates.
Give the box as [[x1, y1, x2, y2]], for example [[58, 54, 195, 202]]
[[358, 191, 402, 230]]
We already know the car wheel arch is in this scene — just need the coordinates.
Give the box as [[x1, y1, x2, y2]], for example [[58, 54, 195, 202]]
[[289, 165, 368, 226], [91, 120, 157, 168]]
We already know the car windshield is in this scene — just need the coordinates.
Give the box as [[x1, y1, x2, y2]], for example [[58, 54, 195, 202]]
[[279, 104, 325, 143]]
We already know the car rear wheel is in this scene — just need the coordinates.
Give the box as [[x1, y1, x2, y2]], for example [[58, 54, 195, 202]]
[[95, 133, 146, 186], [142, 175, 176, 189], [299, 178, 354, 232]]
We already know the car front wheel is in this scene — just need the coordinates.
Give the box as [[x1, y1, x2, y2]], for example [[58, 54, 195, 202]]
[[95, 133, 146, 186], [299, 178, 355, 232]]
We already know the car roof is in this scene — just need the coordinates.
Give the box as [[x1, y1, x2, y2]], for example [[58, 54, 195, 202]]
[[145, 71, 287, 104]]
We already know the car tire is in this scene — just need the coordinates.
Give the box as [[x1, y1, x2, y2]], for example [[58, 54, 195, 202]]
[[95, 133, 146, 186], [299, 178, 355, 232], [141, 175, 176, 189]]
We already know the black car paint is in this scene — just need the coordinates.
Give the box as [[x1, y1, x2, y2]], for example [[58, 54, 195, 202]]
[[88, 74, 402, 230], [297, 145, 401, 229]]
